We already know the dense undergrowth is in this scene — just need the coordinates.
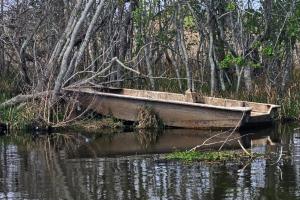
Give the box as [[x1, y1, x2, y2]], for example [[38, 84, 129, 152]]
[[0, 77, 37, 129]]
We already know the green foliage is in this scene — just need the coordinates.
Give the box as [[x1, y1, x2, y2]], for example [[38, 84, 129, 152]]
[[0, 76, 32, 129], [249, 62, 261, 69], [184, 15, 195, 29], [226, 2, 236, 12], [287, 23, 299, 38], [132, 6, 145, 50], [0, 93, 8, 104], [252, 41, 262, 49], [135, 1, 177, 45], [285, 2, 300, 40], [282, 99, 300, 120], [220, 54, 245, 69], [280, 72, 300, 120], [243, 10, 263, 34], [156, 30, 174, 45], [261, 45, 274, 57], [0, 103, 36, 130], [287, 4, 300, 39], [166, 150, 247, 162]]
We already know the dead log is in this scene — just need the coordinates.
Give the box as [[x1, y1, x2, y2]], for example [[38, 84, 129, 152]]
[[0, 91, 51, 108]]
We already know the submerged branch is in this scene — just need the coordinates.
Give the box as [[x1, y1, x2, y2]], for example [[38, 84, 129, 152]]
[[238, 140, 252, 157], [190, 112, 246, 152], [218, 112, 245, 151]]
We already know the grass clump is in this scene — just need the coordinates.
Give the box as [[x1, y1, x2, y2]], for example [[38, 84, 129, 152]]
[[0, 102, 37, 130], [280, 85, 300, 121], [166, 150, 249, 162], [136, 106, 164, 129]]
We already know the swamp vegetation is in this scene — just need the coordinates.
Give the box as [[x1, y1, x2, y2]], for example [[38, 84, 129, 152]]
[[0, 0, 300, 129], [166, 150, 253, 162]]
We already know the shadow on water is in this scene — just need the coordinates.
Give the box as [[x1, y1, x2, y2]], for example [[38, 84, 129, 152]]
[[0, 122, 299, 199]]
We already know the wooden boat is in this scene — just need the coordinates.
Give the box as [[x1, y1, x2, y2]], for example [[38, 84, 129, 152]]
[[64, 87, 280, 129]]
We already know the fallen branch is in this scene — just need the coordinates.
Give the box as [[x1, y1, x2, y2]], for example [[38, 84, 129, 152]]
[[270, 145, 283, 165], [189, 132, 253, 151], [190, 112, 246, 152], [66, 57, 140, 88], [219, 112, 245, 151], [238, 140, 252, 157], [114, 57, 140, 75], [0, 91, 52, 109], [189, 130, 232, 151]]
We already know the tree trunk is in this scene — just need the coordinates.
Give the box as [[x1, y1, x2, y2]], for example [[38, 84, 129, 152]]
[[88, 39, 98, 72], [236, 66, 244, 93], [0, 0, 4, 73], [177, 5, 192, 90], [144, 45, 155, 90], [74, 0, 104, 70], [166, 50, 182, 92], [64, 0, 105, 83], [208, 30, 216, 96], [281, 47, 293, 95], [52, 0, 94, 101], [117, 2, 134, 87], [219, 69, 226, 91], [18, 17, 44, 85], [244, 66, 252, 92], [36, 0, 83, 92], [207, 1, 217, 96]]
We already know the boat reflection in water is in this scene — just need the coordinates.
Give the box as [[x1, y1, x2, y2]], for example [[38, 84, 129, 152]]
[[69, 126, 282, 158], [71, 129, 242, 157]]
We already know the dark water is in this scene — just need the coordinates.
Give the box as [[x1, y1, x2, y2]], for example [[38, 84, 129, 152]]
[[0, 123, 300, 200]]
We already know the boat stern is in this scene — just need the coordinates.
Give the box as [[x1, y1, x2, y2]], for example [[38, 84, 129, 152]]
[[243, 104, 281, 128]]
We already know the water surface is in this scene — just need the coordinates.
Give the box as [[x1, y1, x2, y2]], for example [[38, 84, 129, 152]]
[[0, 123, 299, 199]]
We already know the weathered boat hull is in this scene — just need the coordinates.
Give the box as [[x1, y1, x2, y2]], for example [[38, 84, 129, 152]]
[[65, 88, 253, 129], [64, 87, 280, 129]]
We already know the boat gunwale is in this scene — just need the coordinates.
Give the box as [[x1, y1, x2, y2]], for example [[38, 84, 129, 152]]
[[120, 88, 280, 115], [64, 88, 253, 113], [204, 95, 280, 114]]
